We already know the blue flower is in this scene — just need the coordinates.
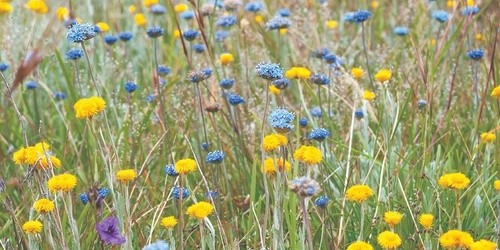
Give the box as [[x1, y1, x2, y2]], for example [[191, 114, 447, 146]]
[[308, 128, 330, 141], [244, 2, 265, 12], [467, 49, 484, 60], [299, 117, 308, 127], [417, 99, 428, 108], [312, 48, 329, 59], [277, 8, 291, 17], [354, 110, 364, 119], [266, 16, 291, 31], [201, 68, 213, 78], [118, 32, 134, 41], [310, 107, 322, 117], [217, 15, 237, 28], [343, 12, 356, 23], [66, 48, 84, 60], [180, 10, 195, 20], [323, 53, 337, 64], [93, 25, 102, 33], [142, 240, 169, 250], [393, 26, 409, 36], [314, 196, 330, 208], [103, 35, 119, 45], [310, 73, 330, 85], [160, 79, 167, 86], [461, 6, 479, 16], [353, 10, 371, 23], [215, 30, 230, 42], [205, 191, 218, 199], [272, 78, 290, 89], [64, 19, 78, 29], [79, 193, 89, 204], [124, 81, 138, 93], [192, 43, 205, 53], [220, 79, 235, 89], [209, 0, 224, 8], [187, 69, 210, 83], [202, 142, 212, 151], [147, 26, 164, 38], [206, 150, 225, 164], [54, 92, 67, 100], [288, 176, 321, 196], [172, 186, 189, 200], [329, 57, 344, 69], [183, 29, 199, 41], [98, 188, 109, 198], [268, 108, 295, 133], [164, 164, 179, 177], [146, 94, 156, 102], [0, 62, 9, 72], [25, 81, 38, 89], [432, 10, 450, 23], [255, 62, 283, 81], [67, 23, 97, 43], [150, 4, 167, 15], [227, 93, 245, 105], [158, 65, 171, 76]]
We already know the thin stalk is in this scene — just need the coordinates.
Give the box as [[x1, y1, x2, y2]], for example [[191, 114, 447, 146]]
[[455, 190, 462, 230], [195, 83, 209, 150], [301, 198, 313, 250], [200, 220, 206, 250], [361, 23, 375, 90], [358, 202, 365, 240], [178, 177, 185, 250], [74, 61, 82, 96], [259, 81, 271, 248]]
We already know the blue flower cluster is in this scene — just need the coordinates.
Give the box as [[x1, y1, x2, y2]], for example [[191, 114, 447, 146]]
[[310, 73, 330, 85], [354, 110, 364, 119], [255, 62, 283, 81], [193, 44, 205, 53], [205, 190, 219, 199], [467, 49, 484, 60], [65, 48, 84, 60], [118, 32, 134, 42], [183, 29, 199, 41], [147, 26, 164, 38], [66, 23, 97, 43], [180, 10, 195, 20], [227, 93, 245, 105], [266, 16, 291, 31], [164, 164, 179, 177], [220, 78, 235, 89], [299, 117, 308, 127], [124, 81, 138, 93], [393, 26, 408, 36], [312, 48, 329, 59], [150, 4, 167, 15], [215, 31, 230, 42], [172, 186, 190, 200], [432, 10, 450, 23], [310, 107, 322, 117], [103, 35, 118, 45], [268, 108, 295, 133], [0, 62, 8, 72], [314, 196, 330, 208], [187, 69, 211, 83], [54, 92, 67, 100], [217, 15, 237, 28], [25, 81, 38, 89], [461, 6, 479, 16], [272, 78, 290, 89], [277, 8, 291, 17], [158, 65, 171, 76], [206, 150, 225, 164], [244, 2, 264, 12], [353, 10, 371, 23], [308, 128, 330, 141]]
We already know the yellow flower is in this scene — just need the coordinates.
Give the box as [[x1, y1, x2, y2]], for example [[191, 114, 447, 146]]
[[175, 158, 197, 174], [76, 17, 82, 23], [219, 53, 234, 66], [269, 85, 280, 95], [446, 0, 456, 8], [285, 67, 311, 79], [47, 173, 77, 193], [476, 34, 485, 41], [33, 198, 54, 214], [439, 230, 474, 249], [160, 216, 178, 229], [255, 15, 263, 23], [438, 173, 470, 190], [22, 221, 43, 234], [326, 20, 338, 29], [56, 7, 68, 21], [377, 231, 402, 249], [351, 67, 364, 79], [480, 132, 496, 143], [374, 69, 391, 83], [491, 86, 500, 98], [174, 4, 188, 13], [186, 201, 214, 219], [262, 158, 290, 175], [0, 2, 13, 13], [418, 214, 434, 229], [95, 22, 110, 32], [467, 0, 474, 6], [363, 90, 376, 101], [74, 96, 106, 119], [128, 5, 136, 13], [279, 29, 287, 35], [371, 1, 379, 8], [494, 180, 500, 191], [384, 211, 403, 228], [134, 13, 147, 26], [143, 0, 158, 7], [431, 39, 436, 46], [25, 0, 48, 14], [263, 134, 288, 151], [13, 147, 26, 165], [173, 30, 181, 38], [347, 241, 374, 250], [470, 239, 497, 250], [346, 185, 373, 203], [293, 145, 322, 165], [38, 155, 62, 170], [24, 146, 43, 165], [116, 169, 137, 184]]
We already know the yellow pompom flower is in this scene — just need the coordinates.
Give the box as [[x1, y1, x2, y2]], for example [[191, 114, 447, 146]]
[[174, 3, 188, 13], [347, 241, 374, 250], [143, 0, 158, 7], [480, 132, 496, 143], [254, 15, 263, 23], [175, 158, 197, 174], [351, 67, 364, 79], [38, 155, 62, 170], [446, 0, 456, 8], [475, 34, 485, 41], [491, 86, 500, 98], [285, 67, 311, 79], [47, 173, 77, 193], [161, 216, 178, 229], [439, 230, 474, 249], [269, 85, 280, 95], [25, 0, 48, 14], [263, 134, 288, 151], [186, 201, 214, 219], [173, 30, 181, 38], [371, 1, 379, 9], [374, 69, 391, 83], [467, 0, 474, 6], [134, 13, 147, 26], [262, 158, 290, 175], [384, 211, 403, 228], [293, 145, 322, 165], [326, 20, 338, 29], [363, 90, 376, 101], [22, 221, 43, 234], [279, 29, 287, 35], [494, 180, 500, 191], [74, 96, 106, 119], [33, 198, 55, 214], [470, 239, 497, 250], [377, 231, 402, 249], [56, 7, 68, 21], [0, 2, 13, 13], [116, 169, 137, 184], [96, 22, 110, 32], [128, 5, 136, 13], [438, 173, 470, 190], [219, 53, 234, 66], [13, 147, 26, 165], [346, 185, 373, 203], [418, 214, 434, 229]]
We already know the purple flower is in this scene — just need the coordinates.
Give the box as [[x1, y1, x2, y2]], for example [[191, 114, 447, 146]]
[[95, 217, 126, 245]]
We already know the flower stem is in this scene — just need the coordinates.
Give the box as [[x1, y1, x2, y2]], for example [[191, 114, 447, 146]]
[[200, 220, 206, 250], [455, 189, 462, 230], [301, 198, 313, 250], [178, 177, 185, 250], [358, 202, 365, 241], [361, 23, 375, 91], [260, 81, 271, 248]]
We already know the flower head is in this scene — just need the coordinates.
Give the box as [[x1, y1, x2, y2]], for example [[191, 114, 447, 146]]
[[467, 49, 484, 60], [103, 35, 119, 45], [47, 173, 78, 193], [124, 81, 138, 93], [393, 26, 409, 36], [174, 4, 188, 12], [147, 26, 164, 38], [384, 211, 403, 228], [245, 2, 264, 12], [288, 176, 321, 196], [308, 128, 330, 142], [206, 151, 225, 164], [183, 29, 199, 41], [374, 69, 391, 83], [347, 241, 374, 250], [186, 201, 214, 219], [25, 0, 48, 14], [299, 117, 308, 127], [220, 79, 235, 89], [351, 68, 364, 79], [172, 186, 190, 200], [262, 158, 290, 175], [314, 196, 330, 208], [491, 86, 500, 98], [95, 22, 110, 32], [419, 214, 434, 229], [215, 30, 230, 42], [293, 145, 322, 165], [481, 132, 496, 143], [22, 221, 43, 234], [439, 230, 474, 249], [470, 239, 497, 250], [175, 158, 197, 175], [34, 198, 55, 214], [143, 0, 159, 7], [263, 134, 288, 151], [74, 96, 106, 119], [438, 172, 470, 189], [116, 169, 136, 184], [227, 93, 245, 105], [432, 10, 450, 22], [278, 8, 291, 17], [353, 10, 371, 23], [193, 43, 205, 53], [309, 73, 330, 85], [377, 231, 402, 249], [150, 4, 167, 15], [268, 108, 294, 133], [187, 69, 211, 83], [461, 6, 479, 16], [363, 90, 376, 101], [143, 240, 170, 250], [95, 217, 127, 245], [0, 2, 13, 14], [0, 62, 9, 72], [66, 48, 84, 60], [164, 164, 179, 177], [326, 20, 338, 29], [285, 67, 311, 79], [161, 216, 177, 229], [157, 65, 171, 76], [219, 53, 234, 65], [494, 180, 500, 191], [118, 32, 134, 41], [346, 185, 373, 202], [256, 62, 283, 81], [25, 81, 38, 90], [67, 23, 97, 43], [135, 14, 147, 26], [217, 14, 237, 28], [266, 16, 291, 31]]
